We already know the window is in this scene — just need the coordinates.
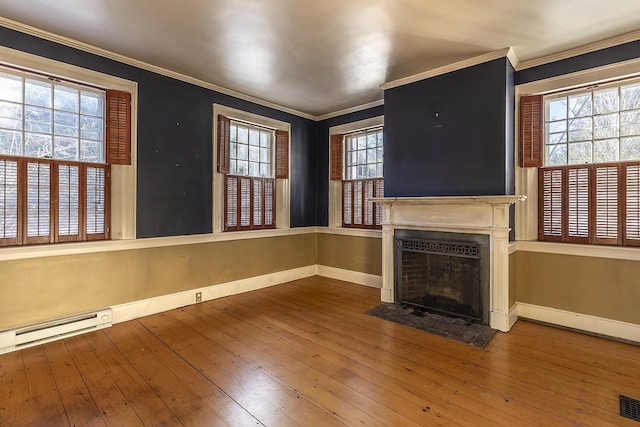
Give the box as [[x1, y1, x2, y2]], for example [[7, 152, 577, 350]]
[[521, 78, 640, 246], [0, 66, 131, 247], [331, 126, 384, 229], [214, 106, 289, 232]]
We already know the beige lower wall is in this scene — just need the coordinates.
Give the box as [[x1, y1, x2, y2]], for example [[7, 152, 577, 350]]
[[317, 233, 382, 276], [515, 250, 640, 325], [0, 233, 317, 330]]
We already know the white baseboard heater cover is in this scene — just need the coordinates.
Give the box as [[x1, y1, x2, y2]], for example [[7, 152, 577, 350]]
[[0, 308, 112, 354]]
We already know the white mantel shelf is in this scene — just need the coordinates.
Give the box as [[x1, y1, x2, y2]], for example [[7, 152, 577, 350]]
[[375, 194, 526, 332]]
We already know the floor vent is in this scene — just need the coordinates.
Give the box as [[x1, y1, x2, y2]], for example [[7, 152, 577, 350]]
[[0, 309, 112, 355], [621, 395, 640, 422]]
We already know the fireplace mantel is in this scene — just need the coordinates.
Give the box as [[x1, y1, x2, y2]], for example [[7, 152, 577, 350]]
[[371, 195, 526, 332]]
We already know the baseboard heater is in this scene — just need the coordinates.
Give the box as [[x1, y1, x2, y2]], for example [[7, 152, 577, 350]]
[[0, 308, 112, 355]]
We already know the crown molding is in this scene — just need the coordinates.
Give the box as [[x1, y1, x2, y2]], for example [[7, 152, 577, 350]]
[[0, 17, 317, 121], [380, 47, 513, 91], [315, 99, 384, 122], [517, 29, 640, 71]]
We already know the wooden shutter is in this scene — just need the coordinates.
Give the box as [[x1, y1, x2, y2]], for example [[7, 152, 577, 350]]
[[539, 168, 563, 241], [275, 130, 288, 179], [0, 158, 20, 246], [85, 164, 110, 240], [566, 166, 590, 243], [265, 179, 275, 227], [363, 179, 375, 226], [218, 115, 231, 174], [343, 180, 352, 225], [330, 134, 343, 180], [625, 162, 640, 246], [520, 95, 542, 168], [594, 165, 620, 245], [374, 178, 384, 227], [106, 90, 131, 165], [56, 162, 82, 242], [24, 159, 53, 245], [225, 175, 238, 230]]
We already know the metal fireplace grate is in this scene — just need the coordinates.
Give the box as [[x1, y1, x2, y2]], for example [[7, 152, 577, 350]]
[[620, 395, 640, 422]]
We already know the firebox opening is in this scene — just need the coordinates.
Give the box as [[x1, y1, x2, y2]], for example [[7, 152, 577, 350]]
[[394, 229, 490, 325]]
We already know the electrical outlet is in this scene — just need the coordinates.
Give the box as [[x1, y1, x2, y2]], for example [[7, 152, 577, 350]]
[[195, 291, 202, 303]]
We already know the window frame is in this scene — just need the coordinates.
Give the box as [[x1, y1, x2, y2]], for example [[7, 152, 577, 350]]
[[516, 56, 640, 249], [213, 104, 289, 233], [0, 45, 137, 246], [328, 116, 384, 230]]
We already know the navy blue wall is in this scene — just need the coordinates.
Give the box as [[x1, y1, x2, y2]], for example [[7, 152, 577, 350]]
[[384, 58, 513, 197], [0, 27, 317, 237], [315, 105, 385, 226], [517, 39, 640, 85]]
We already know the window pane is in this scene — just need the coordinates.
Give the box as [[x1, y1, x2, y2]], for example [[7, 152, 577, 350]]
[[0, 129, 23, 155], [367, 133, 377, 148], [237, 144, 248, 161], [0, 101, 23, 130], [548, 132, 566, 145], [25, 79, 52, 108], [568, 142, 592, 164], [54, 136, 79, 160], [237, 160, 248, 175], [546, 144, 567, 165], [547, 120, 566, 134], [80, 91, 103, 116], [357, 135, 366, 150], [593, 88, 619, 114], [367, 163, 376, 177], [249, 129, 259, 146], [0, 73, 23, 103], [620, 110, 640, 137], [260, 131, 270, 147], [80, 116, 103, 141], [249, 145, 259, 162], [54, 86, 79, 113], [230, 159, 237, 175], [568, 117, 592, 142], [248, 162, 258, 177], [24, 133, 52, 158], [593, 138, 619, 163], [621, 83, 640, 110], [25, 105, 52, 133], [260, 147, 270, 163], [260, 163, 270, 178], [621, 136, 640, 160], [367, 148, 376, 163], [80, 139, 102, 163], [54, 111, 79, 137], [568, 94, 592, 118], [237, 126, 248, 144], [593, 113, 619, 139], [546, 98, 567, 121]]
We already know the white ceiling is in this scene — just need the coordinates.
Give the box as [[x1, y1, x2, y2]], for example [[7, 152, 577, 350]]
[[1, 0, 640, 117]]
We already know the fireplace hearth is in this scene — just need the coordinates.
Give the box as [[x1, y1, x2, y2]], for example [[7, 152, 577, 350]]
[[394, 230, 490, 324]]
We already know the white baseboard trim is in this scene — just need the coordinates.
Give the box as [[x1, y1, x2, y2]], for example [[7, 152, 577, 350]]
[[112, 265, 317, 324], [516, 302, 640, 343], [316, 265, 382, 288]]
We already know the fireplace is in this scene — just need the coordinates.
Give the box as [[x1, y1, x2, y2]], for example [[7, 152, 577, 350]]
[[394, 230, 490, 324], [371, 195, 525, 332]]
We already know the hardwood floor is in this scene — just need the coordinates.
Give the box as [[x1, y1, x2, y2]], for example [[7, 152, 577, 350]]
[[1, 276, 638, 426]]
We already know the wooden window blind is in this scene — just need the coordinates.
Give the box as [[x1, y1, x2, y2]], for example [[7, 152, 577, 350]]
[[342, 178, 384, 229], [0, 156, 109, 246], [330, 134, 343, 180], [217, 115, 231, 174], [0, 158, 20, 246], [106, 90, 131, 165], [275, 130, 288, 179], [520, 95, 542, 168], [224, 175, 275, 231], [538, 162, 640, 246]]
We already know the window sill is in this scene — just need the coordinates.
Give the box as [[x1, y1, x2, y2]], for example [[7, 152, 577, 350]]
[[514, 240, 640, 261], [0, 227, 316, 261]]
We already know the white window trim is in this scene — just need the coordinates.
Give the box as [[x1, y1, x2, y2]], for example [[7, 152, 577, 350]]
[[0, 45, 137, 242], [328, 115, 383, 231], [212, 104, 290, 233], [515, 55, 640, 255]]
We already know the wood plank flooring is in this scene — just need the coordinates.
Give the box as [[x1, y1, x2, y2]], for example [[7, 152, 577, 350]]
[[1, 276, 638, 426]]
